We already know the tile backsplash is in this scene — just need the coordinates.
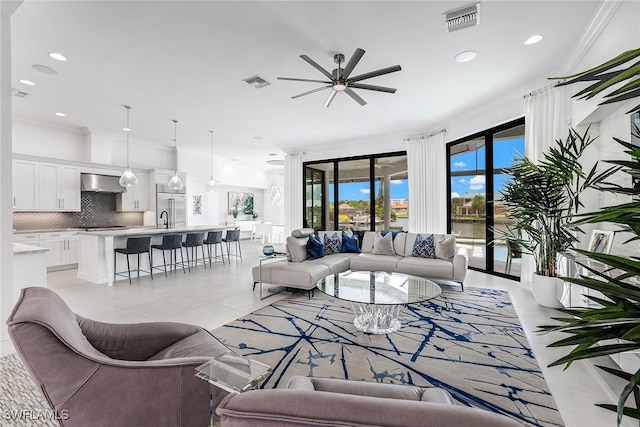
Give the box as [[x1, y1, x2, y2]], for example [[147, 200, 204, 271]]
[[14, 192, 144, 231]]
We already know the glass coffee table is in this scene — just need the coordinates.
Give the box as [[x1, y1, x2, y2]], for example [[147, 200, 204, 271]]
[[316, 270, 442, 334], [195, 353, 271, 393]]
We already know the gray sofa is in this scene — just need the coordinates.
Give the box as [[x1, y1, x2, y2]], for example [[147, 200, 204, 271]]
[[7, 287, 231, 427], [216, 375, 523, 426], [252, 229, 468, 293]]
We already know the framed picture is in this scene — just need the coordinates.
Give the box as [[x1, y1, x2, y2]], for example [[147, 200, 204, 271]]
[[588, 229, 614, 254], [228, 192, 254, 215]]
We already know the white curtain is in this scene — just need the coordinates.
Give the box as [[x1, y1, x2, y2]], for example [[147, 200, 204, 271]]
[[284, 153, 303, 237], [521, 85, 570, 284], [406, 131, 447, 234]]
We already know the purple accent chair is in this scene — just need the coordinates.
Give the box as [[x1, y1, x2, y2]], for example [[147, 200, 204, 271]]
[[7, 287, 230, 427], [216, 376, 525, 427]]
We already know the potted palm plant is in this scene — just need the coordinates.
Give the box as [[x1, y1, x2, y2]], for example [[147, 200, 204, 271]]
[[497, 127, 617, 307]]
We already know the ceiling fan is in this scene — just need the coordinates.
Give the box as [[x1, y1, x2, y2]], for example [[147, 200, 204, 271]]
[[277, 48, 401, 108]]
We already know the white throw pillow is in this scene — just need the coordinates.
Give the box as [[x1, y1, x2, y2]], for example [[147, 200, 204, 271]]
[[372, 232, 396, 256], [435, 235, 456, 260]]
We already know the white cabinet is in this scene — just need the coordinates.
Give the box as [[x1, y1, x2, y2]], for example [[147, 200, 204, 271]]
[[39, 163, 80, 211], [13, 233, 42, 245], [117, 173, 150, 211], [12, 160, 80, 212], [12, 160, 38, 210], [41, 232, 79, 268]]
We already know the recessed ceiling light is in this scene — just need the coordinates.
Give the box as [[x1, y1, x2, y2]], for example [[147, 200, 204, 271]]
[[55, 112, 66, 117], [49, 52, 67, 61], [253, 136, 263, 140], [455, 51, 477, 63], [32, 64, 58, 75], [267, 160, 285, 166], [230, 158, 238, 162], [122, 127, 131, 132], [524, 35, 543, 45], [268, 153, 278, 156], [19, 79, 35, 86]]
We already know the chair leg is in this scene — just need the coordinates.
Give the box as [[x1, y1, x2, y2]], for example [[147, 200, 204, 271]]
[[137, 253, 141, 280], [148, 252, 153, 280], [180, 248, 186, 273], [162, 250, 167, 277], [201, 246, 206, 269], [237, 241, 242, 260], [126, 254, 131, 285], [114, 253, 117, 283]]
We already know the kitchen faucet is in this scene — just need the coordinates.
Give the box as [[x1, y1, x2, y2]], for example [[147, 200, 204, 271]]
[[160, 211, 169, 229]]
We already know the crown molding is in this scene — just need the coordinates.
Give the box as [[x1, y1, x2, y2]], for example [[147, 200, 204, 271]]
[[560, 0, 623, 74]]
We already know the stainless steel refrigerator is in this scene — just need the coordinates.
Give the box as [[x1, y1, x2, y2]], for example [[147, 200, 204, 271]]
[[156, 184, 186, 228]]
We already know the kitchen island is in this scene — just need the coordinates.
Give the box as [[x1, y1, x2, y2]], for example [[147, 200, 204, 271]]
[[77, 226, 233, 286], [13, 243, 49, 301]]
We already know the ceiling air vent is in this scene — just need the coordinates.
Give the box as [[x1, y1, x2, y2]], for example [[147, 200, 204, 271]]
[[445, 3, 480, 33], [242, 75, 271, 89], [12, 88, 28, 98]]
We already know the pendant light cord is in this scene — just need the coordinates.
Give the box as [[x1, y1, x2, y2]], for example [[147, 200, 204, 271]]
[[209, 130, 214, 179], [125, 105, 131, 168], [172, 120, 178, 174]]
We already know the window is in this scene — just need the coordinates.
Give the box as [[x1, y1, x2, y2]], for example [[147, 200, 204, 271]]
[[447, 118, 525, 279], [304, 152, 407, 233]]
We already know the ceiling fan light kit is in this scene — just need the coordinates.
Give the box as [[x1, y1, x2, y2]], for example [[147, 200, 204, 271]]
[[278, 48, 401, 108]]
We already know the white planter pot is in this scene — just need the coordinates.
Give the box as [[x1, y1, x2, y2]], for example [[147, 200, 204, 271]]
[[532, 273, 564, 308]]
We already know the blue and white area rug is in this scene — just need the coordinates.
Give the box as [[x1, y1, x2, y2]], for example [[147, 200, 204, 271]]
[[212, 286, 563, 426]]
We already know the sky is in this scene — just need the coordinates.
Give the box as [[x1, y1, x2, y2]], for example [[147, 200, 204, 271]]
[[329, 179, 408, 202], [450, 137, 524, 198], [322, 136, 524, 202]]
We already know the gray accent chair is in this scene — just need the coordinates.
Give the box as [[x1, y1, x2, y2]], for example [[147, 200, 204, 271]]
[[6, 287, 230, 427], [216, 376, 524, 426]]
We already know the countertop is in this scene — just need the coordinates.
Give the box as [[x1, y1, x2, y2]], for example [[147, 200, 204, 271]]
[[14, 228, 85, 234], [76, 225, 233, 237], [13, 242, 49, 255]]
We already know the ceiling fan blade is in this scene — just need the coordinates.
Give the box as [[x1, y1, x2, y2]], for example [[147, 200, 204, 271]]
[[348, 65, 402, 83], [324, 90, 337, 108], [349, 83, 397, 94], [277, 77, 332, 84], [300, 55, 334, 80], [344, 88, 367, 106], [342, 48, 365, 79], [291, 85, 332, 99]]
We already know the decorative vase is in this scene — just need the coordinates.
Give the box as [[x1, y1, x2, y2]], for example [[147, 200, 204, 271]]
[[531, 273, 564, 308], [262, 245, 275, 256]]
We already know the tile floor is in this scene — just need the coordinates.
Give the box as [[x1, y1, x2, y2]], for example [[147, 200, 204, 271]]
[[38, 241, 632, 426]]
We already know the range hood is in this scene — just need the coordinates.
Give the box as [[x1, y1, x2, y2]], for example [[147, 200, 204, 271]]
[[80, 174, 126, 193]]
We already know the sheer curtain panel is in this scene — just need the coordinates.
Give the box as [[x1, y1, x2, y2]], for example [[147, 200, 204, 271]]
[[521, 85, 570, 284], [284, 154, 303, 237], [406, 132, 447, 234]]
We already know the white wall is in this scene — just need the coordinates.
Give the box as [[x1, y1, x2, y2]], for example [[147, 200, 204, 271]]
[[262, 170, 285, 225], [185, 175, 218, 226], [13, 119, 86, 160]]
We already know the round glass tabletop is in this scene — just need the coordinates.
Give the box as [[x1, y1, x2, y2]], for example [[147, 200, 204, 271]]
[[316, 270, 442, 306]]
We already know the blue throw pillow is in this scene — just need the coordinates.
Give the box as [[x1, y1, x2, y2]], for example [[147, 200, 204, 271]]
[[323, 232, 341, 255], [412, 234, 435, 259], [306, 234, 325, 260], [340, 231, 361, 253]]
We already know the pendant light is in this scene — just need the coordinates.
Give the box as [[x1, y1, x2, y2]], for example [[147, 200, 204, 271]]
[[167, 119, 184, 191], [119, 105, 138, 187], [205, 130, 216, 192]]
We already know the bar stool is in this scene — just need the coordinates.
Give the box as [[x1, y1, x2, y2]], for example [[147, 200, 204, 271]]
[[204, 231, 225, 266], [182, 232, 207, 271], [151, 234, 185, 277], [114, 236, 153, 285], [223, 228, 242, 261]]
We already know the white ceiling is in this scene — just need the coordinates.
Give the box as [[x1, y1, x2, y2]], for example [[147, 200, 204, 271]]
[[11, 1, 600, 170]]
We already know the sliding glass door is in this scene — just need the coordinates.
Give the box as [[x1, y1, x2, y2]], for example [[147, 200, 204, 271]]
[[447, 118, 525, 279], [304, 152, 407, 232]]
